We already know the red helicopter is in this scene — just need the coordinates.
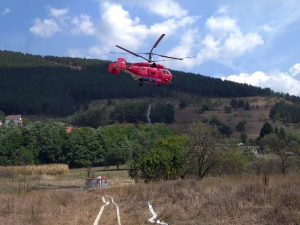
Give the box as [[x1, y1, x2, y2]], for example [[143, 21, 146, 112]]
[[108, 34, 193, 86]]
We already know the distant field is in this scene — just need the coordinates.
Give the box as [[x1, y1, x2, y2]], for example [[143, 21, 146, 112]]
[[23, 95, 298, 140]]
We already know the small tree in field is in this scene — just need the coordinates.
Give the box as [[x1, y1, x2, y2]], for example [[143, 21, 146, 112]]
[[260, 128, 299, 175], [187, 120, 223, 178], [129, 135, 190, 183], [187, 120, 247, 178], [179, 99, 188, 109], [244, 101, 251, 110]]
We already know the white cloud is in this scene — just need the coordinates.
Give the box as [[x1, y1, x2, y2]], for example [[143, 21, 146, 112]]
[[196, 15, 264, 66], [1, 8, 11, 17], [93, 3, 263, 70], [206, 16, 238, 37], [223, 63, 300, 96], [71, 14, 95, 35], [29, 6, 70, 37], [30, 18, 61, 37], [95, 2, 196, 54], [143, 0, 187, 18], [164, 29, 198, 69], [159, 7, 265, 71], [97, 0, 187, 18], [260, 24, 276, 33], [149, 16, 196, 37], [96, 2, 148, 51], [48, 7, 68, 18], [47, 6, 70, 28], [216, 5, 229, 15], [288, 63, 300, 77], [68, 45, 109, 59]]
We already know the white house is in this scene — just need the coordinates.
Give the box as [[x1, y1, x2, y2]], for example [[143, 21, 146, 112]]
[[5, 115, 22, 126]]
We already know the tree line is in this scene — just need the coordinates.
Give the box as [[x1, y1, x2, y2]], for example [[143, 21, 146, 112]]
[[1, 118, 299, 183], [0, 122, 174, 168], [64, 101, 175, 128], [130, 120, 300, 183], [270, 101, 300, 123]]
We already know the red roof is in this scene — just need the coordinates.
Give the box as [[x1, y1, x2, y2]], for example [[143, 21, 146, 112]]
[[65, 126, 80, 133], [5, 115, 22, 120], [66, 126, 73, 133], [86, 177, 109, 180]]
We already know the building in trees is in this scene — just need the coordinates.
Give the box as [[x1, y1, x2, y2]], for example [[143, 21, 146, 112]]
[[5, 115, 22, 126]]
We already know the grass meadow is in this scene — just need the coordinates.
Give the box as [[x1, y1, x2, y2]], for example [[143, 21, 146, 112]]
[[0, 165, 300, 224]]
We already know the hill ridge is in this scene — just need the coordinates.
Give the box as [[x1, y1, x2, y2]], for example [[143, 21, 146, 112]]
[[0, 50, 298, 117]]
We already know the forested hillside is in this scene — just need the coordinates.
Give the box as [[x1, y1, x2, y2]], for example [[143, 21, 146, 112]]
[[0, 50, 296, 117]]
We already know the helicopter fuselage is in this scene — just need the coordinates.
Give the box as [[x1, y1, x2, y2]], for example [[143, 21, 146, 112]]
[[108, 58, 172, 85]]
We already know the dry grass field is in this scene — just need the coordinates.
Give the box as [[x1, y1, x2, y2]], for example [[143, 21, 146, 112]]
[[1, 165, 300, 225], [8, 96, 299, 224], [170, 96, 290, 139]]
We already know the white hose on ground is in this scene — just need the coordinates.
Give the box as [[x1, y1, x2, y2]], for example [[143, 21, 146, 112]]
[[105, 195, 122, 225], [147, 202, 168, 225], [93, 196, 110, 225]]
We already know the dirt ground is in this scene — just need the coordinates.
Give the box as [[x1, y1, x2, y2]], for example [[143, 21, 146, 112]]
[[0, 169, 148, 225]]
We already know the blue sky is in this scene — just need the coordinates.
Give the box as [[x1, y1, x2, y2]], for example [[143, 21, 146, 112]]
[[1, 0, 300, 96]]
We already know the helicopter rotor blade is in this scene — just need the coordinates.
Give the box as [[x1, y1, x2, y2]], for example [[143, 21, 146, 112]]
[[150, 34, 165, 54], [116, 45, 149, 61], [109, 52, 131, 54], [152, 53, 183, 60], [153, 53, 196, 60]]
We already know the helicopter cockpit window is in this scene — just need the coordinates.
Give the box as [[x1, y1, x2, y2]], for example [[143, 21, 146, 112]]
[[164, 69, 169, 74]]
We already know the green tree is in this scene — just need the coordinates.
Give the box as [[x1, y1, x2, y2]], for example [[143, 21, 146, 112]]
[[242, 147, 256, 161], [38, 122, 66, 164], [218, 124, 232, 137], [97, 125, 133, 169], [230, 99, 238, 109], [238, 99, 245, 108], [260, 129, 299, 175], [179, 99, 188, 109], [209, 117, 232, 137], [259, 122, 273, 139], [214, 147, 248, 176], [130, 135, 190, 182], [236, 121, 246, 132], [0, 110, 5, 123], [240, 133, 247, 144], [0, 125, 24, 165], [244, 101, 251, 110], [63, 127, 104, 168], [187, 121, 247, 178], [187, 120, 223, 178], [150, 102, 175, 124], [107, 99, 113, 106]]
